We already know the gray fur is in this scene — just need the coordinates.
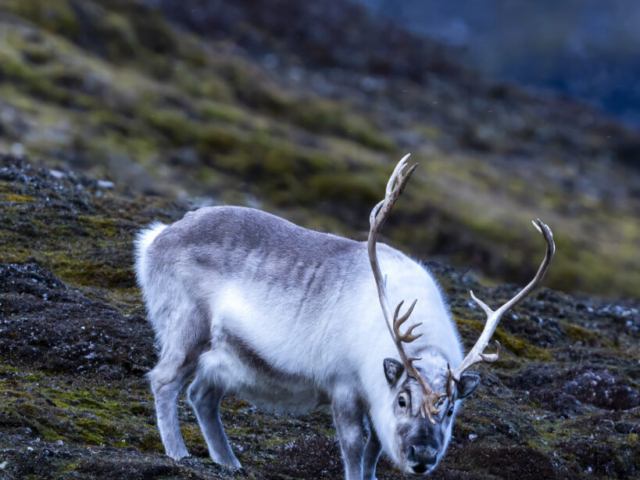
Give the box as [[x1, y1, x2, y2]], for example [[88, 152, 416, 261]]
[[136, 206, 473, 479], [363, 427, 382, 480]]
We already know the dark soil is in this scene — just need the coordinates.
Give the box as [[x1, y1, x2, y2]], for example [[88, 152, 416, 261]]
[[0, 154, 639, 479]]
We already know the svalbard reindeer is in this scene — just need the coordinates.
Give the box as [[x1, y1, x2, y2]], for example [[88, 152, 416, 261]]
[[135, 154, 555, 479]]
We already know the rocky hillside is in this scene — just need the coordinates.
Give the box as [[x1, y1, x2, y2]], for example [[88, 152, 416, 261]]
[[0, 0, 638, 297], [0, 154, 639, 479]]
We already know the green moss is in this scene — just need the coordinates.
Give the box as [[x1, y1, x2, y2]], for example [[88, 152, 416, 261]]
[[58, 462, 81, 474], [417, 124, 442, 142], [455, 317, 553, 361], [140, 108, 197, 146], [140, 432, 163, 452], [197, 126, 244, 156], [127, 8, 176, 56], [78, 216, 119, 237], [290, 99, 395, 151], [50, 258, 135, 289], [97, 12, 138, 62], [306, 172, 383, 206], [217, 60, 290, 115], [0, 365, 22, 375], [0, 379, 160, 450], [92, 110, 138, 137], [22, 44, 56, 65], [18, 403, 41, 418], [0, 193, 35, 202], [181, 423, 205, 448], [177, 71, 233, 103], [350, 126, 396, 152], [76, 419, 119, 445], [0, 51, 66, 105], [561, 321, 613, 347], [0, 0, 637, 300], [8, 0, 80, 39], [459, 215, 523, 246], [198, 100, 247, 124]]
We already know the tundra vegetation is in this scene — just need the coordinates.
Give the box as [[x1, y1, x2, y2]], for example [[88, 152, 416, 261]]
[[0, 0, 639, 297], [0, 0, 639, 478], [0, 157, 638, 479]]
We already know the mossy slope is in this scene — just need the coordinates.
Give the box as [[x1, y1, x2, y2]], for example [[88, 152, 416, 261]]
[[0, 155, 638, 479], [0, 0, 638, 296]]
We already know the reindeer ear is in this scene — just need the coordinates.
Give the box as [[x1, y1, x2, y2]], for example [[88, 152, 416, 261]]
[[457, 374, 481, 399], [383, 358, 404, 386]]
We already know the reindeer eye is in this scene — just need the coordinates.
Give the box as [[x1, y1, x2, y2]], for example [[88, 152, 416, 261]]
[[398, 396, 407, 408]]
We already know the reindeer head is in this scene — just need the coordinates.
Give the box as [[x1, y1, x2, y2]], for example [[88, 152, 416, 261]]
[[381, 350, 481, 474], [368, 155, 555, 475]]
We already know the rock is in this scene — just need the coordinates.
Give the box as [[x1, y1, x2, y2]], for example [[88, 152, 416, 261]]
[[96, 180, 115, 189], [562, 368, 640, 411]]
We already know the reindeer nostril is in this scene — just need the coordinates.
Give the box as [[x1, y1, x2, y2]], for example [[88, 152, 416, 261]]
[[408, 445, 417, 463], [423, 447, 438, 465]]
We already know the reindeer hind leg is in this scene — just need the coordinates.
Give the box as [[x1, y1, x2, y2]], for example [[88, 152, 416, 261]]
[[149, 353, 195, 460], [148, 294, 211, 461], [187, 372, 241, 468]]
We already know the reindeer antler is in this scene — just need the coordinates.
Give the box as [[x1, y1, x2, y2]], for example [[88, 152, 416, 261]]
[[369, 156, 555, 420], [446, 219, 555, 394], [368, 155, 444, 423]]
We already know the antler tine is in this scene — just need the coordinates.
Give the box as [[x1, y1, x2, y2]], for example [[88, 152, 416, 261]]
[[367, 155, 444, 423], [386, 153, 415, 196], [449, 220, 555, 387], [393, 300, 422, 343], [370, 155, 417, 227]]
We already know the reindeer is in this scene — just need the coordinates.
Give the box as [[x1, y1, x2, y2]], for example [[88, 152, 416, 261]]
[[135, 155, 555, 479]]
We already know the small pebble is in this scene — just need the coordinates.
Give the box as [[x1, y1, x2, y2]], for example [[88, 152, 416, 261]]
[[97, 180, 115, 189], [11, 143, 24, 157]]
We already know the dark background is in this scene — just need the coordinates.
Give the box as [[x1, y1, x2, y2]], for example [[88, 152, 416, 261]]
[[360, 0, 640, 126]]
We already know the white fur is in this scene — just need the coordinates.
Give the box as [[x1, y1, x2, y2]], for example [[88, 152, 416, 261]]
[[135, 206, 467, 479], [134, 222, 167, 288]]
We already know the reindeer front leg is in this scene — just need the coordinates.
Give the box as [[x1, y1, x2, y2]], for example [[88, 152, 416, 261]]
[[332, 388, 365, 480], [363, 426, 381, 480]]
